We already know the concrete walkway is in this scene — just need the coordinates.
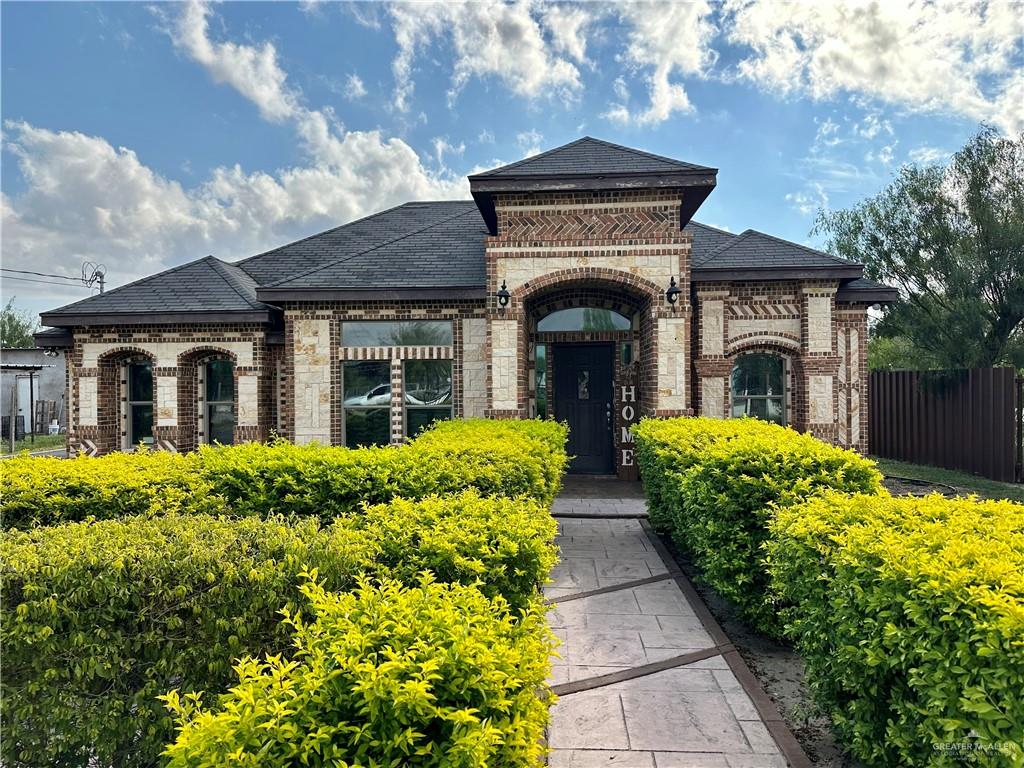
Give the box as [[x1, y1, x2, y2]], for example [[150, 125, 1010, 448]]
[[546, 481, 808, 768]]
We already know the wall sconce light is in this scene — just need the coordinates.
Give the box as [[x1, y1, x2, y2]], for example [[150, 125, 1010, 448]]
[[496, 279, 511, 311], [665, 276, 681, 307]]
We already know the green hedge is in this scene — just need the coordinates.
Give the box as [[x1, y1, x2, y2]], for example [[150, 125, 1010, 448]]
[[633, 416, 882, 634], [0, 491, 557, 768], [0, 418, 568, 528], [768, 492, 1024, 767], [162, 578, 554, 768]]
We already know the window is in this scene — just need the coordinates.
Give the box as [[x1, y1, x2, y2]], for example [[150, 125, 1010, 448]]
[[343, 361, 391, 447], [731, 354, 786, 425], [537, 307, 632, 332], [535, 344, 547, 418], [127, 361, 153, 447], [205, 360, 235, 445], [342, 321, 453, 347], [404, 359, 452, 438]]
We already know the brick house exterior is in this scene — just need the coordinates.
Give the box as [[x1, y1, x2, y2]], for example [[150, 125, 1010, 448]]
[[38, 138, 895, 476]]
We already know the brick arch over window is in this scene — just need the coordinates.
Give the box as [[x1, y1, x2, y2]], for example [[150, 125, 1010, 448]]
[[176, 347, 240, 452], [516, 268, 664, 420], [93, 347, 157, 455]]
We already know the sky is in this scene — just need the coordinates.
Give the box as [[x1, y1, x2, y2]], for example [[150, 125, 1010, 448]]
[[2, 0, 1022, 320]]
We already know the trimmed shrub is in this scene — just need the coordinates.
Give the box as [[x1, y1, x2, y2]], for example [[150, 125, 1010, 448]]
[[162, 578, 554, 768], [0, 450, 225, 529], [1, 419, 568, 528], [633, 417, 882, 634], [1, 491, 558, 768], [768, 493, 1024, 766], [0, 513, 372, 768]]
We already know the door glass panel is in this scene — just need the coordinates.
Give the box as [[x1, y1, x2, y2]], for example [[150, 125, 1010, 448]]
[[208, 403, 235, 445], [344, 408, 390, 447], [536, 344, 547, 418], [205, 360, 234, 401], [342, 321, 453, 347], [577, 370, 590, 400]]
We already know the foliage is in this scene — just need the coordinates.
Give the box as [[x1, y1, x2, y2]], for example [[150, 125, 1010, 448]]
[[162, 578, 554, 768], [816, 126, 1024, 369], [871, 456, 1024, 502], [0, 297, 38, 348], [866, 333, 933, 371], [0, 419, 568, 528], [633, 416, 882, 634], [768, 492, 1024, 766], [0, 513, 372, 768], [1, 489, 558, 768]]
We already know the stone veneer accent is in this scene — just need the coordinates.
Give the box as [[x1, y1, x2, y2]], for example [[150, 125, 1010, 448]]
[[461, 318, 487, 418], [291, 316, 332, 445]]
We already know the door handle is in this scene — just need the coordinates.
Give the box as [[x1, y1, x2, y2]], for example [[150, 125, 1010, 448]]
[[606, 402, 612, 429]]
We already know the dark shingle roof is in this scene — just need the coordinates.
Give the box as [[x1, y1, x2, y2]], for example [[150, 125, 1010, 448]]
[[685, 222, 736, 260], [693, 229, 860, 274], [473, 136, 715, 177], [260, 201, 486, 291], [836, 277, 899, 303], [41, 256, 273, 324]]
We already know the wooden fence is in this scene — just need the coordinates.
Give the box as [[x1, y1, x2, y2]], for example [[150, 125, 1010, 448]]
[[869, 367, 1022, 483]]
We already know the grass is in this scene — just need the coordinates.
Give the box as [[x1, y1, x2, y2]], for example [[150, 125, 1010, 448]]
[[871, 456, 1024, 503], [1, 433, 66, 457]]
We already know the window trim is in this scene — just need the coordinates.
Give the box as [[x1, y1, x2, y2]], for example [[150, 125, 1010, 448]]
[[125, 360, 154, 449], [203, 358, 236, 446]]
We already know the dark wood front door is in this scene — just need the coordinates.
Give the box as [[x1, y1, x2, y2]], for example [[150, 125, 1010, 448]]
[[554, 343, 614, 474]]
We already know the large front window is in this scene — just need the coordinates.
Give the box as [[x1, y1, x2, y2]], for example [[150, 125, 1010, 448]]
[[404, 359, 452, 438], [205, 360, 235, 445], [127, 362, 153, 447], [343, 361, 391, 447], [731, 354, 786, 425]]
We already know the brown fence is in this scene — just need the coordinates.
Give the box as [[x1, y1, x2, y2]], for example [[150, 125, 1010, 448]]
[[869, 367, 1022, 483]]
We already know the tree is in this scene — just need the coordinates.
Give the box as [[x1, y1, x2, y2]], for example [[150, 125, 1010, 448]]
[[1, 298, 38, 348], [816, 126, 1024, 370]]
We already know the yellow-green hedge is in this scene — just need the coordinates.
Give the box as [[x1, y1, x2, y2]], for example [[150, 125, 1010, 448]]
[[633, 417, 882, 634], [768, 492, 1024, 767], [0, 490, 557, 768], [162, 577, 554, 768], [0, 418, 569, 528]]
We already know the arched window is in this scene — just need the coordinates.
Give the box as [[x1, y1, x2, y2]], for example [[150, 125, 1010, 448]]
[[204, 359, 235, 445], [731, 354, 786, 425], [537, 307, 632, 332]]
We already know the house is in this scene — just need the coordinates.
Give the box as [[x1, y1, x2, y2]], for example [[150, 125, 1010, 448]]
[[36, 137, 896, 476]]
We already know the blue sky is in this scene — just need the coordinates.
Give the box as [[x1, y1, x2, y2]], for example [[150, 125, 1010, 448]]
[[2, 1, 1021, 318]]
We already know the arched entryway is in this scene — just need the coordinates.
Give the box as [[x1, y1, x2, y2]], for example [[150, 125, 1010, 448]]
[[520, 271, 659, 477], [177, 348, 239, 452], [95, 348, 157, 454]]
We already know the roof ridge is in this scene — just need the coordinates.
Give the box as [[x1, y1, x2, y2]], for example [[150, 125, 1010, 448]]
[[583, 136, 712, 170], [476, 137, 591, 176], [263, 206, 482, 289], [43, 255, 219, 315], [207, 257, 261, 309], [688, 220, 735, 236]]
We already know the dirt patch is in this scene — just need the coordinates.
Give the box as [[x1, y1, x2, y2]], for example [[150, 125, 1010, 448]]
[[882, 475, 959, 497], [661, 538, 860, 767]]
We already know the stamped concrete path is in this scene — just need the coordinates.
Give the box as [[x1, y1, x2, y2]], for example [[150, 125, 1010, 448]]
[[545, 478, 810, 768]]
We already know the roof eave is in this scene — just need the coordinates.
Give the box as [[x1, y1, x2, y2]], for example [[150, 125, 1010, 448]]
[[38, 309, 276, 327], [836, 286, 900, 304], [691, 265, 863, 282], [256, 286, 487, 302], [469, 170, 719, 236], [32, 328, 73, 348]]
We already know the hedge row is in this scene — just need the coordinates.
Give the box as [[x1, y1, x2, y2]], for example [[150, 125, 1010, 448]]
[[633, 416, 882, 633], [0, 418, 568, 528], [162, 578, 553, 768], [769, 493, 1024, 767], [1, 489, 558, 768]]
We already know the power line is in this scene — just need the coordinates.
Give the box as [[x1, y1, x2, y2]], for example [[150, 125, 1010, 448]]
[[1, 268, 84, 281], [1, 275, 97, 288]]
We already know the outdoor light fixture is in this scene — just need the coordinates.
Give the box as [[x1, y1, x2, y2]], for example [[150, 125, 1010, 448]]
[[665, 276, 681, 307], [496, 279, 511, 310]]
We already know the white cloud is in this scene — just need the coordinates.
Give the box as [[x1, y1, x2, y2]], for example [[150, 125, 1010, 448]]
[[785, 181, 830, 216], [853, 113, 893, 140], [908, 145, 951, 164], [516, 129, 544, 157], [387, 0, 583, 112], [865, 141, 898, 165], [602, 1, 718, 126], [3, 2, 469, 310], [543, 3, 596, 64], [724, 0, 1024, 134], [612, 75, 630, 103], [477, 129, 495, 144], [344, 73, 367, 100], [432, 136, 466, 168]]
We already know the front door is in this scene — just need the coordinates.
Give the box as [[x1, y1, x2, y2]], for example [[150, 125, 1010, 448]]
[[553, 343, 613, 474]]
